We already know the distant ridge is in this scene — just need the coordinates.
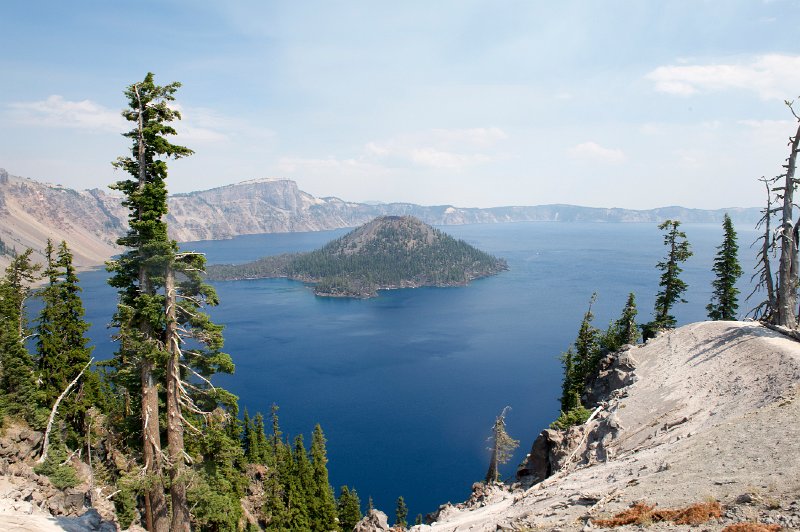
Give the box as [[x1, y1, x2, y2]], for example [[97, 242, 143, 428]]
[[0, 168, 762, 269]]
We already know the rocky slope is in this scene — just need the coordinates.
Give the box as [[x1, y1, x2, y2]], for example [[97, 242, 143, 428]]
[[0, 168, 761, 271], [407, 321, 800, 531], [0, 424, 118, 531]]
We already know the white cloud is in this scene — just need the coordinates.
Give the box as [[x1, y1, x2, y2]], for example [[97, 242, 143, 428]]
[[8, 95, 125, 131], [365, 127, 507, 169], [646, 54, 800, 100], [568, 141, 625, 163]]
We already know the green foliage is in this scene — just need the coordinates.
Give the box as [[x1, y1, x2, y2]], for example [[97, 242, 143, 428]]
[[707, 214, 743, 321], [36, 241, 96, 443], [395, 496, 408, 528], [34, 435, 79, 489], [207, 216, 507, 297], [645, 220, 692, 337], [309, 424, 339, 531], [550, 405, 593, 430], [337, 485, 362, 531], [559, 294, 600, 413], [0, 250, 44, 425], [188, 413, 247, 531], [112, 476, 139, 530], [484, 406, 519, 484]]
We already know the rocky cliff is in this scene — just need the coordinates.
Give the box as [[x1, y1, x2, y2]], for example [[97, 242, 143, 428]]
[[0, 168, 762, 271], [410, 321, 800, 531]]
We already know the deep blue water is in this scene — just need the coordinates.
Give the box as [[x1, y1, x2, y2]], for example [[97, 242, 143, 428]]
[[71, 222, 758, 519]]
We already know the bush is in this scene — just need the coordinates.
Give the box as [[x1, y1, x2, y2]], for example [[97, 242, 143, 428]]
[[550, 405, 592, 430], [34, 444, 79, 489]]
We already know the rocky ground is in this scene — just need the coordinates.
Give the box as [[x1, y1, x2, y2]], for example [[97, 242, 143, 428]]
[[398, 321, 800, 531], [0, 424, 118, 531]]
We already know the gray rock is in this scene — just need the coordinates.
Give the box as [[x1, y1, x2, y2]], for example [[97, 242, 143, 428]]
[[354, 509, 391, 532]]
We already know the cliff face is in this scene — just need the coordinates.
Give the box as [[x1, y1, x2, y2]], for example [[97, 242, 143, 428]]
[[0, 168, 762, 270], [414, 321, 800, 531]]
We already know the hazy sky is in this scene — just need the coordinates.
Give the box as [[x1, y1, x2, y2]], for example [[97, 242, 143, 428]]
[[2, 1, 799, 208]]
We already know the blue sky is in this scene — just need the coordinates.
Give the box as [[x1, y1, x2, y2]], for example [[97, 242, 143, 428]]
[[2, 0, 799, 208]]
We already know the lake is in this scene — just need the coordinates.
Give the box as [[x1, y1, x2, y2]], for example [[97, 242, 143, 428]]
[[73, 221, 759, 519]]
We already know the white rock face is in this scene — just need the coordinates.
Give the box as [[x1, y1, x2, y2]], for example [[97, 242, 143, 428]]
[[413, 321, 800, 531]]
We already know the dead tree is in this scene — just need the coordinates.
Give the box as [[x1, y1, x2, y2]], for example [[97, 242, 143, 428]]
[[748, 177, 779, 320], [774, 99, 800, 328]]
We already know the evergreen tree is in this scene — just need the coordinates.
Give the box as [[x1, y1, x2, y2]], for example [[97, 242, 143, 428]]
[[0, 250, 43, 423], [284, 435, 312, 530], [644, 220, 692, 338], [36, 241, 95, 441], [707, 214, 743, 320], [310, 424, 339, 531], [336, 486, 362, 532], [601, 292, 640, 353], [253, 412, 269, 464], [367, 496, 374, 513], [415, 514, 423, 526], [108, 72, 235, 531], [484, 406, 519, 484], [395, 496, 408, 529], [187, 412, 247, 532]]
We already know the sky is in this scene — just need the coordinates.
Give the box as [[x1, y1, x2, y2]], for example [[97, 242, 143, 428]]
[[2, 1, 800, 209]]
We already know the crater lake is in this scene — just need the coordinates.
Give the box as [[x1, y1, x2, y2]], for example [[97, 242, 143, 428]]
[[71, 221, 758, 519]]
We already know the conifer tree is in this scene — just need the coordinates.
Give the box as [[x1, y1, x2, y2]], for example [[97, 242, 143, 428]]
[[36, 241, 95, 440], [0, 250, 42, 423], [108, 72, 235, 531], [282, 435, 312, 530], [395, 496, 408, 529], [337, 486, 362, 531], [484, 406, 519, 484], [707, 214, 743, 320], [601, 292, 640, 353], [253, 412, 269, 464], [644, 220, 692, 338], [310, 424, 339, 531]]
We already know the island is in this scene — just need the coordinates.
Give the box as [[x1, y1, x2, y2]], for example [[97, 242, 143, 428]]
[[205, 215, 508, 297]]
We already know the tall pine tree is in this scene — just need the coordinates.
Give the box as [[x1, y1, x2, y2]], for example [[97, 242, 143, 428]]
[[309, 424, 338, 531], [36, 240, 95, 441], [0, 250, 42, 423], [644, 220, 692, 338], [707, 214, 743, 320]]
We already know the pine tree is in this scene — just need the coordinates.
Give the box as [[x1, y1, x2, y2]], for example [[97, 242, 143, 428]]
[[707, 214, 743, 321], [284, 435, 312, 530], [108, 72, 236, 531], [395, 496, 408, 529], [601, 292, 640, 353], [644, 220, 692, 338], [36, 241, 95, 441], [484, 406, 519, 484], [336, 486, 362, 531], [0, 250, 43, 424], [253, 412, 269, 464], [310, 424, 339, 531]]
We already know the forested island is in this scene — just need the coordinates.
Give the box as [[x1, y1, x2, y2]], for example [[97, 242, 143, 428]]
[[206, 216, 508, 297]]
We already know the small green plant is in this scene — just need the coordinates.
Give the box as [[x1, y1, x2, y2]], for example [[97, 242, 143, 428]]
[[550, 405, 592, 430], [34, 442, 79, 489]]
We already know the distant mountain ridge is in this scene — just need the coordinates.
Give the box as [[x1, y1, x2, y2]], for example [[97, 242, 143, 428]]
[[0, 168, 761, 269]]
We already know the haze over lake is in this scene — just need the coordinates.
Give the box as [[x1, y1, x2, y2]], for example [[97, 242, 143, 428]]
[[75, 221, 758, 517]]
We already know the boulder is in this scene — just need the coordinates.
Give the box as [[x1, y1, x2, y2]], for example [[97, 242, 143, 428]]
[[354, 509, 392, 532]]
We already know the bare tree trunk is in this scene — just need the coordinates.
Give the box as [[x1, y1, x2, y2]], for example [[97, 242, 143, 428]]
[[776, 114, 800, 328], [38, 359, 93, 464], [141, 360, 169, 532], [165, 266, 190, 532], [485, 441, 498, 484], [134, 84, 168, 532]]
